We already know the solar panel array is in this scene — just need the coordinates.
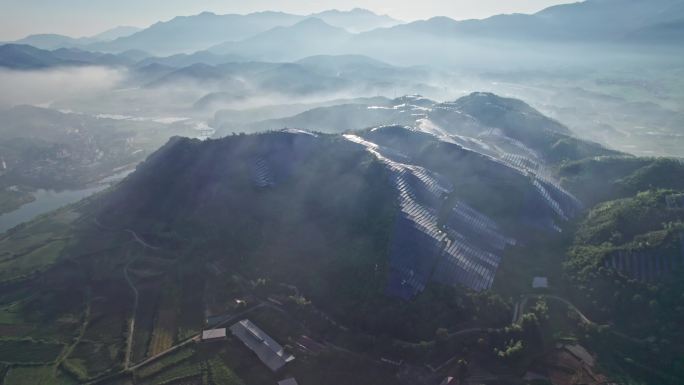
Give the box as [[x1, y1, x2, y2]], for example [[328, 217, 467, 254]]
[[386, 165, 449, 299], [604, 249, 684, 282], [344, 134, 517, 298], [532, 179, 567, 220], [499, 151, 583, 223], [251, 157, 275, 188], [501, 153, 540, 172], [448, 202, 517, 251], [433, 230, 501, 291]]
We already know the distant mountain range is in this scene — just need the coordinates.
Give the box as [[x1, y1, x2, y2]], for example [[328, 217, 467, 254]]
[[10, 26, 142, 50], [360, 0, 684, 42], [86, 9, 400, 55], [0, 44, 136, 69], [6, 1, 682, 59], [311, 8, 399, 32], [209, 18, 353, 61]]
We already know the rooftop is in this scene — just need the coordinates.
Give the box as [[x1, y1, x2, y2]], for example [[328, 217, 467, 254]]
[[230, 319, 295, 372], [532, 276, 549, 289], [201, 328, 227, 340], [278, 378, 299, 385]]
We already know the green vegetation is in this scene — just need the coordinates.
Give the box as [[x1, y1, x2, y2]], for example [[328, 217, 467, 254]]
[[66, 341, 121, 379], [207, 358, 244, 385], [3, 365, 77, 385], [575, 189, 683, 246], [567, 189, 684, 288], [132, 285, 161, 363], [135, 347, 195, 379], [563, 184, 684, 384], [0, 339, 64, 364], [149, 281, 180, 356], [139, 359, 205, 385], [0, 239, 67, 283], [62, 358, 89, 382]]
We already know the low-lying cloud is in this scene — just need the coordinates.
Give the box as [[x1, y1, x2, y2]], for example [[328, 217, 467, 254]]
[[0, 66, 126, 108]]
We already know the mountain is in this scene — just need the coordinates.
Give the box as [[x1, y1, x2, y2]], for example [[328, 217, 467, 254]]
[[10, 34, 93, 50], [212, 96, 392, 126], [236, 93, 620, 166], [311, 8, 401, 32], [90, 25, 142, 41], [189, 63, 353, 110], [359, 16, 462, 40], [84, 8, 400, 55], [142, 60, 354, 112], [89, 11, 306, 55], [8, 1, 681, 69], [10, 27, 142, 51], [534, 0, 684, 39], [136, 50, 246, 68], [357, 0, 684, 46], [294, 54, 432, 85], [49, 47, 133, 66], [2, 91, 682, 384], [624, 19, 684, 44], [0, 44, 134, 69], [116, 49, 151, 62], [241, 102, 403, 134], [0, 115, 589, 383], [143, 56, 424, 111], [559, 156, 684, 206], [209, 18, 352, 61], [0, 44, 75, 69], [159, 58, 436, 113]]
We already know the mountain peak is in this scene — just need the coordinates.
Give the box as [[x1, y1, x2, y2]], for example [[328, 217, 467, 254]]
[[265, 17, 350, 36], [315, 8, 378, 16], [294, 17, 337, 28]]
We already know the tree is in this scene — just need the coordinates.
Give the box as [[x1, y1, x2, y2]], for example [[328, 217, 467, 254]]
[[457, 359, 469, 381], [495, 339, 524, 359]]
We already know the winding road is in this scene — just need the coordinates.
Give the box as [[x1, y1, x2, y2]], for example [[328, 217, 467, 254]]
[[93, 218, 159, 370], [123, 256, 139, 370]]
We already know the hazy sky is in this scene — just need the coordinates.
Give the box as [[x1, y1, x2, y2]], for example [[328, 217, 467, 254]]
[[1, 0, 576, 40]]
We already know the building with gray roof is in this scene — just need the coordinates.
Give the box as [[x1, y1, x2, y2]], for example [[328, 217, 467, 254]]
[[230, 319, 294, 372]]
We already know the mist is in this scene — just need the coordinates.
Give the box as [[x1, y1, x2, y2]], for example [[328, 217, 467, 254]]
[[0, 66, 126, 108]]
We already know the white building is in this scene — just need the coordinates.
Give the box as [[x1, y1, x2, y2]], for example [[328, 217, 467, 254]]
[[201, 328, 227, 341], [278, 378, 299, 385], [532, 277, 549, 289]]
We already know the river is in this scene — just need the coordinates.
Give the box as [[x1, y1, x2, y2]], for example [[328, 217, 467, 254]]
[[0, 170, 133, 234]]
